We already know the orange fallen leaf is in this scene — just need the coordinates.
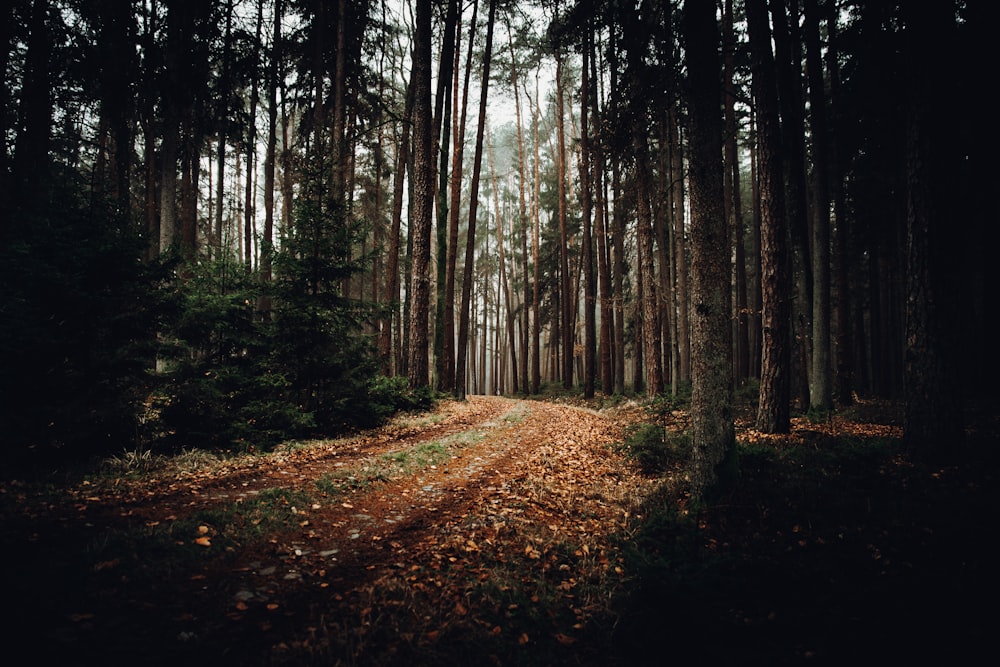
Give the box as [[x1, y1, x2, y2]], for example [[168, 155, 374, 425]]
[[554, 633, 577, 645], [194, 536, 211, 547]]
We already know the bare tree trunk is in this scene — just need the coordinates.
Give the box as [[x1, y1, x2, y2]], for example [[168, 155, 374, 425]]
[[508, 16, 530, 394], [554, 47, 573, 391], [487, 127, 518, 393], [578, 28, 596, 398], [669, 109, 690, 384], [456, 0, 497, 398], [259, 0, 281, 320], [444, 0, 478, 392], [588, 33, 613, 395], [683, 0, 736, 499], [748, 0, 792, 433], [805, 0, 831, 411], [530, 75, 542, 394], [433, 0, 460, 389], [724, 0, 749, 384], [407, 0, 434, 389]]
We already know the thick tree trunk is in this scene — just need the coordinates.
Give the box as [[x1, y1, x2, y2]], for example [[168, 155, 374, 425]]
[[683, 0, 736, 499], [407, 0, 434, 389], [433, 0, 459, 390], [902, 1, 962, 459]]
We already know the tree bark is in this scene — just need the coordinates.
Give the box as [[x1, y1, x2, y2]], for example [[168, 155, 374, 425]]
[[748, 0, 792, 433], [683, 0, 736, 499], [407, 0, 434, 389]]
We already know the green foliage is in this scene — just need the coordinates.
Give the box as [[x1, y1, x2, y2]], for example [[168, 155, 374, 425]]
[[367, 375, 437, 422], [650, 380, 692, 412], [618, 423, 691, 475], [152, 154, 401, 450]]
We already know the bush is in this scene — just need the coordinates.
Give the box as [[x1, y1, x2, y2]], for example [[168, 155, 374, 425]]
[[619, 423, 691, 475], [367, 375, 436, 422]]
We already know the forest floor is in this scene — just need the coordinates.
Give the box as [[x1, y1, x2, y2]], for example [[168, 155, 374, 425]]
[[2, 394, 997, 666]]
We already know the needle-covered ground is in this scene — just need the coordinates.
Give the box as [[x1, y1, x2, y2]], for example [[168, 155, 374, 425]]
[[2, 394, 996, 665]]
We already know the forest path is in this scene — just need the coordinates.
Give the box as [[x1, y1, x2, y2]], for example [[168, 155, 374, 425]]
[[4, 395, 660, 666]]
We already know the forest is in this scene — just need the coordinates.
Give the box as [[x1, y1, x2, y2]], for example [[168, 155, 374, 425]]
[[1, 0, 993, 477], [2, 0, 996, 663]]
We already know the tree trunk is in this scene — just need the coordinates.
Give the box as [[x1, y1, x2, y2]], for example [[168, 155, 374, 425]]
[[380, 74, 414, 375], [669, 108, 690, 384], [530, 75, 542, 394], [259, 0, 281, 320], [589, 33, 613, 395], [433, 0, 459, 390], [407, 0, 434, 389], [580, 27, 596, 399], [444, 0, 478, 392], [455, 0, 497, 398], [748, 0, 792, 433], [724, 0, 749, 384], [804, 0, 831, 411], [683, 0, 736, 499], [487, 127, 518, 393], [770, 0, 811, 408], [508, 19, 530, 394], [554, 47, 573, 391], [902, 1, 962, 459]]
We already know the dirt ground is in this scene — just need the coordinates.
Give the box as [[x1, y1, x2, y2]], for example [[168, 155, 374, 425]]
[[3, 396, 661, 665]]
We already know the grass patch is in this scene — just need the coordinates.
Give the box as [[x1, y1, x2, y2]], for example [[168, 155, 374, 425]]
[[316, 429, 489, 497]]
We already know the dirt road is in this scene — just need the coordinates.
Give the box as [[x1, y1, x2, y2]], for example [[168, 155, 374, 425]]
[[4, 396, 657, 666]]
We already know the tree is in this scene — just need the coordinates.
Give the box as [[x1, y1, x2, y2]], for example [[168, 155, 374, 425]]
[[443, 0, 478, 392], [804, 0, 831, 411], [683, 0, 736, 498], [747, 0, 791, 433], [407, 0, 434, 389], [456, 0, 497, 398], [901, 0, 962, 459], [553, 35, 573, 390], [625, 3, 662, 398], [579, 22, 596, 399]]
